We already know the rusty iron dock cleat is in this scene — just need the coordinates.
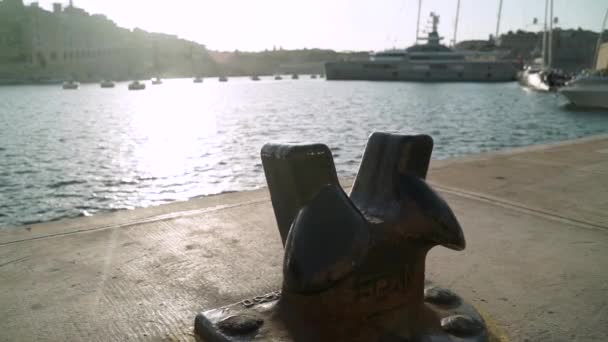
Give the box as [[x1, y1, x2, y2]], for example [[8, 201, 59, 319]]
[[194, 132, 489, 341]]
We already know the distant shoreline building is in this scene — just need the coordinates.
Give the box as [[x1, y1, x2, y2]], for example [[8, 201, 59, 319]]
[[0, 0, 209, 82], [497, 29, 608, 72]]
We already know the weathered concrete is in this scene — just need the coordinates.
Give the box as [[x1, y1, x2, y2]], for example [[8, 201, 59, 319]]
[[1, 136, 608, 342]]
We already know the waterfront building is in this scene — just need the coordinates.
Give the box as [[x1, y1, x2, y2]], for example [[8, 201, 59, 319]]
[[0, 0, 209, 82], [0, 0, 30, 81], [498, 29, 608, 72]]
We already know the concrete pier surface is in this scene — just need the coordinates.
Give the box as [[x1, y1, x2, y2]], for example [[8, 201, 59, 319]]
[[1, 136, 607, 342]]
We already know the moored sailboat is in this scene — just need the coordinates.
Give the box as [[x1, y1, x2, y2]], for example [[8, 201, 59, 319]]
[[518, 0, 570, 91]]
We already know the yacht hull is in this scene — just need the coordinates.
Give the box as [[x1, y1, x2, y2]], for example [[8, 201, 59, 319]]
[[560, 88, 608, 109], [325, 61, 517, 82]]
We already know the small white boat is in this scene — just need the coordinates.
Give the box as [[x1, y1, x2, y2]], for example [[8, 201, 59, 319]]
[[151, 77, 163, 85], [560, 71, 608, 109], [219, 76, 228, 82], [62, 80, 79, 90], [193, 77, 203, 83], [518, 66, 550, 92], [100, 80, 115, 88], [128, 80, 146, 90], [518, 64, 570, 92]]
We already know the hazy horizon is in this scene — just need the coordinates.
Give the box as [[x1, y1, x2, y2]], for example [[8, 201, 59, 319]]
[[26, 0, 608, 52]]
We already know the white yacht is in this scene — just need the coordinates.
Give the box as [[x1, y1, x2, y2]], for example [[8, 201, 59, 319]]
[[325, 13, 517, 82], [558, 7, 608, 107], [560, 71, 608, 109]]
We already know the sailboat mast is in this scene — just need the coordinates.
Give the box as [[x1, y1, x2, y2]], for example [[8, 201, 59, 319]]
[[593, 8, 608, 69], [495, 0, 503, 41], [190, 45, 195, 75], [453, 0, 461, 46], [548, 0, 554, 68], [415, 0, 422, 44], [541, 0, 549, 67]]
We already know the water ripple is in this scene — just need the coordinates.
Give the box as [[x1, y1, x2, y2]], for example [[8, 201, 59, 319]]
[[0, 79, 607, 228], [47, 180, 88, 189]]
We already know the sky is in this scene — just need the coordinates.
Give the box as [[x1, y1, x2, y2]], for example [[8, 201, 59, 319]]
[[27, 0, 608, 51]]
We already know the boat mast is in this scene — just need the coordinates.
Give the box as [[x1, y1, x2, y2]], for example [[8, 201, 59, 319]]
[[190, 44, 196, 76], [593, 8, 608, 69], [495, 0, 503, 42], [453, 0, 461, 46], [541, 0, 549, 68], [415, 0, 422, 44], [548, 0, 554, 68]]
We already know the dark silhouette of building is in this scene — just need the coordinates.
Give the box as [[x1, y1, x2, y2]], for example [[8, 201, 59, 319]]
[[497, 28, 608, 72], [0, 0, 209, 82]]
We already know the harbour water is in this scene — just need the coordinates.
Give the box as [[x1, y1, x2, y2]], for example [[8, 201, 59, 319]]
[[1, 77, 607, 228]]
